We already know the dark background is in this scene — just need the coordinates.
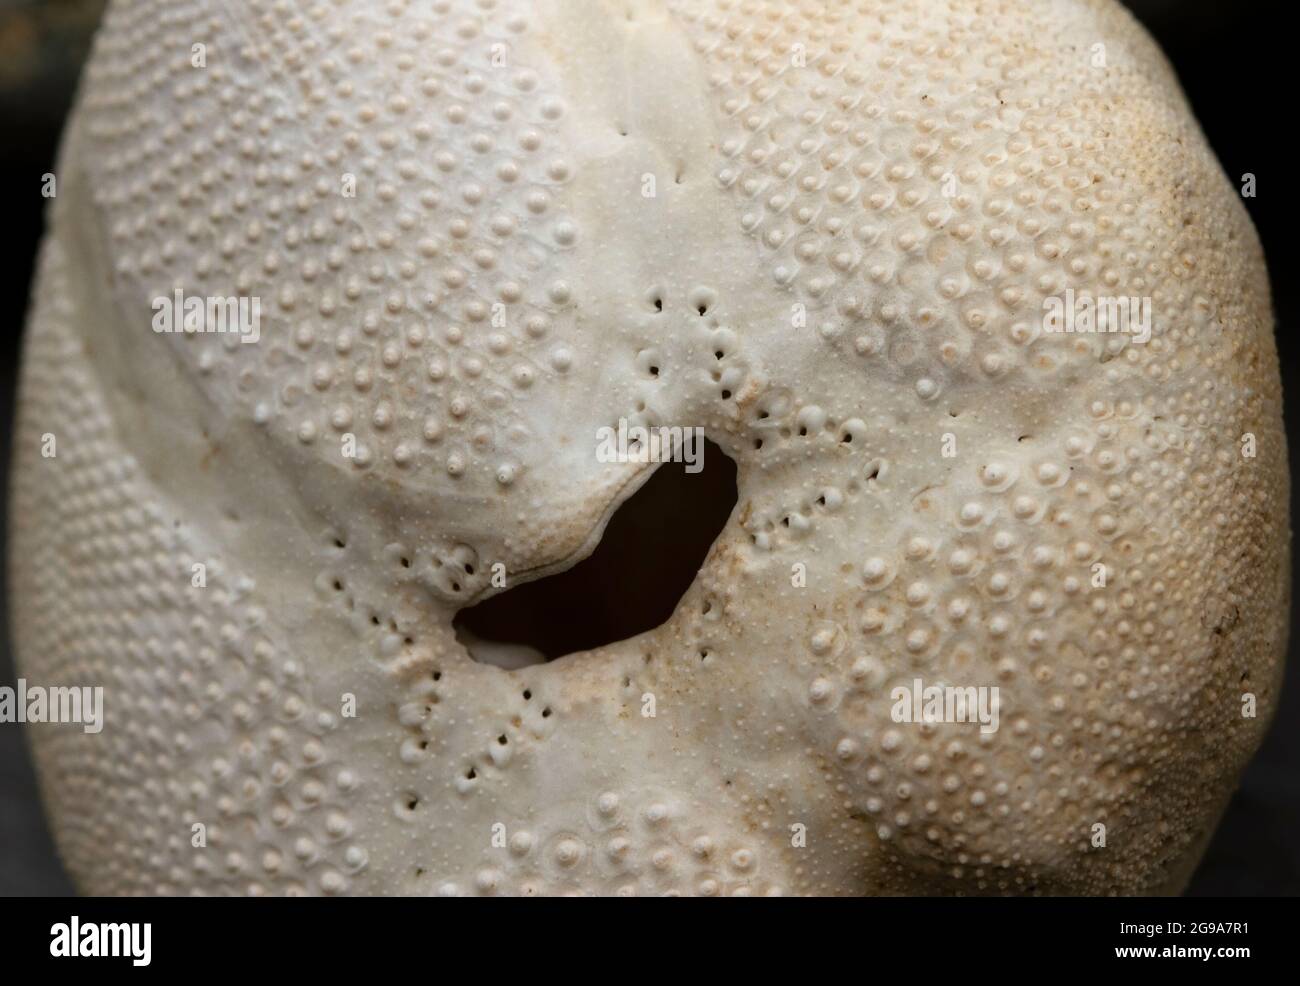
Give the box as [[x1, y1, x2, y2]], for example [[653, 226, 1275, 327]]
[[0, 0, 1295, 896]]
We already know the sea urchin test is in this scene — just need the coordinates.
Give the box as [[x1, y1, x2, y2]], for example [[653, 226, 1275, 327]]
[[11, 0, 1286, 895]]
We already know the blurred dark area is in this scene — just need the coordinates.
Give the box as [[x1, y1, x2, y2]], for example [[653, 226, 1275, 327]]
[[0, 0, 1295, 896]]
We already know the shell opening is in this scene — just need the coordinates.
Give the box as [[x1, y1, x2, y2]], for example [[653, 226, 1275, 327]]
[[454, 440, 737, 667]]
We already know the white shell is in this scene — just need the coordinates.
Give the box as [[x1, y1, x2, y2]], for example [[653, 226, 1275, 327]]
[[11, 0, 1286, 895]]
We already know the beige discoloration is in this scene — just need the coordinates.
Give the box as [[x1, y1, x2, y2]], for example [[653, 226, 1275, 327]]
[[11, 0, 1286, 895]]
